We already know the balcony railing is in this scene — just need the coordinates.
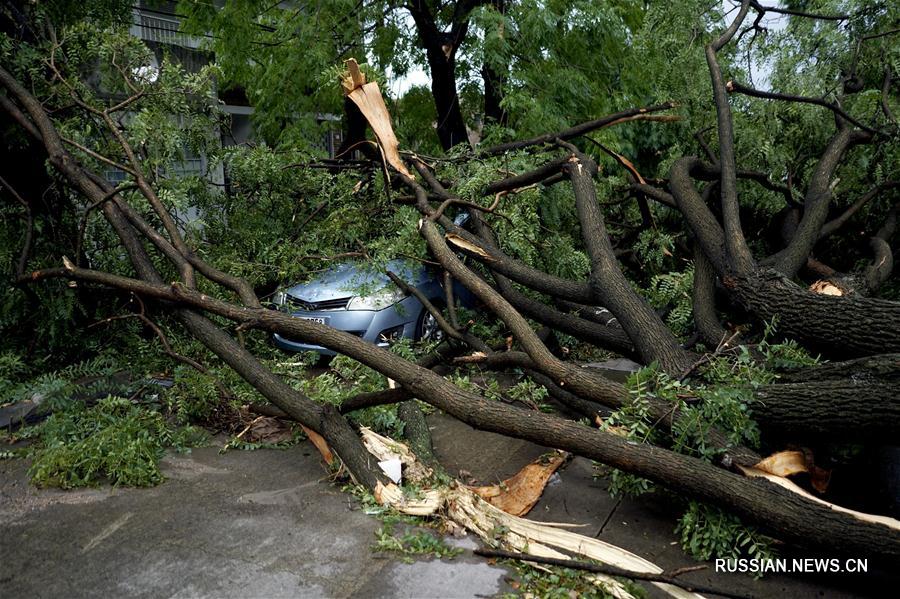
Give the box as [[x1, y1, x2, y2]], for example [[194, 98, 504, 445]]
[[136, 12, 200, 49]]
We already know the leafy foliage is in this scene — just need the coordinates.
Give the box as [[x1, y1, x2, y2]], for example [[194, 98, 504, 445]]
[[1, 353, 127, 411], [499, 559, 644, 599], [165, 366, 232, 425], [25, 396, 206, 488], [602, 335, 814, 561], [676, 501, 775, 563], [373, 523, 463, 563], [644, 266, 695, 338]]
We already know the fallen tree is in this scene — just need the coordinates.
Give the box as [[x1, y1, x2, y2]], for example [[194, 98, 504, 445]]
[[3, 0, 900, 570]]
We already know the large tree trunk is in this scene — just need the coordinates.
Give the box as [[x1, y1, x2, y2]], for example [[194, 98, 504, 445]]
[[482, 62, 506, 125], [753, 354, 900, 439], [724, 270, 900, 357], [408, 2, 471, 150], [424, 42, 469, 150]]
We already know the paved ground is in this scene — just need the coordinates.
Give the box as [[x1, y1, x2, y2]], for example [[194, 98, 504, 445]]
[[0, 432, 513, 599], [1, 412, 894, 598]]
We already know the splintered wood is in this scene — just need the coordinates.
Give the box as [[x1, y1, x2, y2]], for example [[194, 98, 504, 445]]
[[737, 463, 900, 532], [341, 58, 412, 179], [300, 425, 334, 465], [359, 428, 705, 599], [752, 450, 808, 477], [469, 452, 567, 517]]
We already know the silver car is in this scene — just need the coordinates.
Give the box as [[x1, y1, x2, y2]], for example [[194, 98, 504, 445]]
[[271, 258, 468, 355]]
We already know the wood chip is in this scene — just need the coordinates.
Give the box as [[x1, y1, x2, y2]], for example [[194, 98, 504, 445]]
[[300, 424, 334, 465], [809, 280, 843, 296], [445, 233, 497, 261]]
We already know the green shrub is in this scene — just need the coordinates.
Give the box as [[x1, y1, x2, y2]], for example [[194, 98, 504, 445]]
[[599, 335, 812, 562]]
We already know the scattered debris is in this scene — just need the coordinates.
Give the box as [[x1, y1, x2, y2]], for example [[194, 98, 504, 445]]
[[378, 458, 403, 484], [360, 429, 704, 599], [242, 416, 295, 444], [0, 394, 43, 428], [361, 426, 434, 484]]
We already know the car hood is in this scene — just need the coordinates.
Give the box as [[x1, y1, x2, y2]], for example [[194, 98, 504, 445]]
[[283, 259, 430, 303]]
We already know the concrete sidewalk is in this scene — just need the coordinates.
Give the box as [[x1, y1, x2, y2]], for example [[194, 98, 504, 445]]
[[0, 436, 512, 598], [0, 413, 891, 598]]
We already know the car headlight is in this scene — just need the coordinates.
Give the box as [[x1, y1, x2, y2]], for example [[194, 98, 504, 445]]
[[347, 286, 406, 311], [271, 290, 287, 308]]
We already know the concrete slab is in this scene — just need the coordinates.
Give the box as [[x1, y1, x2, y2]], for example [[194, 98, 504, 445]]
[[353, 537, 509, 598]]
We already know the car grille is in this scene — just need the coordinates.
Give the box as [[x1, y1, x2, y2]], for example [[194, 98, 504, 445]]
[[280, 330, 365, 344], [285, 296, 350, 311]]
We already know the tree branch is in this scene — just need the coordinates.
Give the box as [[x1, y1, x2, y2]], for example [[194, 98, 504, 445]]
[[474, 548, 750, 599], [706, 0, 756, 274], [819, 180, 899, 239], [0, 174, 34, 278], [770, 127, 871, 277], [480, 103, 677, 156], [559, 140, 693, 373], [727, 80, 878, 135], [748, 0, 847, 22]]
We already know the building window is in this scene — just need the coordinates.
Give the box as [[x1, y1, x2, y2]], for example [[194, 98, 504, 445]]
[[170, 145, 205, 179], [104, 166, 128, 184]]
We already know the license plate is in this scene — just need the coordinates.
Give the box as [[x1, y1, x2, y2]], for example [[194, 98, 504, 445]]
[[300, 317, 327, 325]]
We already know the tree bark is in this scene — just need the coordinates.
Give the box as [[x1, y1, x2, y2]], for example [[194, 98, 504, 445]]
[[398, 401, 439, 468], [770, 127, 871, 277], [480, 0, 506, 125], [754, 375, 900, 439], [753, 354, 900, 439], [691, 243, 733, 348], [723, 270, 900, 357], [565, 148, 694, 374]]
